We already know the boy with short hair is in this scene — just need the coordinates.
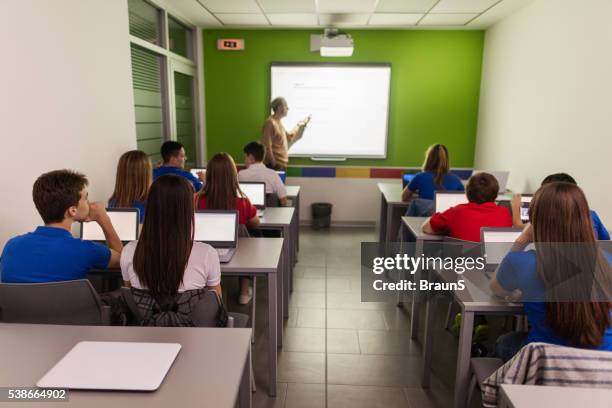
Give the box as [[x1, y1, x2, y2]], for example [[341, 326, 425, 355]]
[[153, 141, 204, 192], [0, 170, 122, 283], [239, 141, 287, 206], [422, 172, 512, 242]]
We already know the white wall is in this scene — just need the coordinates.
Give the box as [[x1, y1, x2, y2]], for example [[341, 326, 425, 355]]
[[0, 0, 137, 248], [475, 0, 612, 226]]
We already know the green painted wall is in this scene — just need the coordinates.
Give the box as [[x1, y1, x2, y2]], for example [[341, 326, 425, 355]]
[[202, 30, 484, 167]]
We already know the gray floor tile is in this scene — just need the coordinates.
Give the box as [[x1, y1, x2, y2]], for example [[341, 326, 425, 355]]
[[284, 328, 325, 353], [327, 385, 409, 408], [358, 330, 422, 356], [328, 353, 422, 387], [289, 292, 325, 309], [278, 352, 325, 384], [327, 329, 361, 354], [294, 265, 326, 279], [285, 383, 325, 408], [327, 309, 389, 330], [296, 308, 325, 328]]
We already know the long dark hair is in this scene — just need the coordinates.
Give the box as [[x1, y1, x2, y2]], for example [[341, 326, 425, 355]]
[[531, 182, 612, 347], [133, 175, 195, 299], [200, 153, 245, 209], [423, 144, 450, 188]]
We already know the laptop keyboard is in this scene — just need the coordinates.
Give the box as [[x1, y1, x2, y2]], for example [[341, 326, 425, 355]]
[[216, 248, 230, 256]]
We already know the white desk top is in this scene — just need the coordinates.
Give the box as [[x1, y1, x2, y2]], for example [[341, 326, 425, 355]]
[[377, 182, 405, 205], [222, 238, 283, 273], [259, 207, 294, 226], [0, 324, 251, 408], [401, 216, 444, 241], [285, 186, 300, 196], [501, 385, 612, 408]]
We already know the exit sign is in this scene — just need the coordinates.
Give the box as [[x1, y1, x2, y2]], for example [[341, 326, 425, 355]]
[[217, 39, 245, 51]]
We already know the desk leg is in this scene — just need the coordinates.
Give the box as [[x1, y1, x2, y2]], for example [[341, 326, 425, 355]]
[[283, 225, 291, 319], [239, 344, 252, 408], [453, 310, 474, 408], [385, 203, 393, 245], [410, 238, 424, 340], [277, 249, 284, 349], [421, 293, 436, 388], [268, 272, 278, 397], [295, 192, 300, 253], [378, 193, 387, 242]]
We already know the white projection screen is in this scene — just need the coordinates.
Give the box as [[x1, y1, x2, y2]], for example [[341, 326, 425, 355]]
[[271, 63, 391, 159]]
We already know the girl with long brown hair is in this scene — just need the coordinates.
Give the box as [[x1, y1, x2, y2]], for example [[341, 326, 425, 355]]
[[109, 150, 152, 223], [197, 152, 260, 304], [492, 182, 612, 361], [401, 144, 464, 202], [120, 175, 221, 299]]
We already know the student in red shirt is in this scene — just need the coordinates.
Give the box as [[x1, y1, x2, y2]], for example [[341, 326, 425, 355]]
[[422, 172, 512, 242], [196, 152, 260, 304]]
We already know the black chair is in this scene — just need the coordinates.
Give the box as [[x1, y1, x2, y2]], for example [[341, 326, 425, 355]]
[[0, 279, 110, 325]]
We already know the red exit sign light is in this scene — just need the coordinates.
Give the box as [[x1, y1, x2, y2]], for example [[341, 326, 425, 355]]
[[217, 39, 245, 50]]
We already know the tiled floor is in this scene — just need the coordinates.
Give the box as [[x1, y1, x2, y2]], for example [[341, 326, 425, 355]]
[[227, 227, 458, 408]]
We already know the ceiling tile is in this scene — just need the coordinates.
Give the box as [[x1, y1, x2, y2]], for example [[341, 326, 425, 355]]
[[375, 0, 438, 13], [197, 0, 261, 14], [418, 13, 478, 25], [317, 0, 378, 14], [157, 0, 222, 27], [430, 0, 501, 13], [259, 0, 316, 13], [369, 13, 423, 26], [319, 13, 370, 26], [215, 13, 270, 25], [267, 13, 319, 26]]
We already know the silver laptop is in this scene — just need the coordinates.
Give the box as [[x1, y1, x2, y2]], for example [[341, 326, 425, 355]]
[[520, 194, 533, 223], [37, 341, 180, 391], [473, 170, 510, 193], [481, 227, 524, 272], [194, 210, 239, 263], [80, 208, 139, 243], [434, 191, 468, 213], [240, 182, 266, 217]]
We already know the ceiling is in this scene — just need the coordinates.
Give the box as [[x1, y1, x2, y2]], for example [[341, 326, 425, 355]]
[[162, 0, 534, 29]]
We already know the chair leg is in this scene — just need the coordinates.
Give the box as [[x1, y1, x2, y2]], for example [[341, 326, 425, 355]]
[[444, 301, 454, 330], [466, 373, 477, 408], [250, 350, 257, 393], [251, 277, 256, 344]]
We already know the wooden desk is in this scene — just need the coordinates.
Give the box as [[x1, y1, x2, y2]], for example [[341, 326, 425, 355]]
[[0, 324, 252, 408]]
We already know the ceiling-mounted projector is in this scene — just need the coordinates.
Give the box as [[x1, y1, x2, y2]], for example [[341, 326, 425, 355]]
[[310, 29, 354, 57]]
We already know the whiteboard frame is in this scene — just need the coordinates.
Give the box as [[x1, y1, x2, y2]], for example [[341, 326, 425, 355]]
[[270, 62, 392, 160]]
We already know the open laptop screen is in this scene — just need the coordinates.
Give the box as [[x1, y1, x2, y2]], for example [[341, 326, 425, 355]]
[[435, 192, 468, 213], [193, 211, 238, 247], [81, 209, 139, 242], [239, 182, 265, 208], [481, 228, 523, 266], [520, 195, 533, 223]]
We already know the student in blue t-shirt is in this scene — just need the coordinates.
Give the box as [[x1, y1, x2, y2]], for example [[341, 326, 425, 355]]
[[491, 182, 612, 362], [0, 170, 122, 283], [401, 144, 464, 202], [153, 141, 204, 192], [108, 150, 151, 223], [511, 172, 610, 240]]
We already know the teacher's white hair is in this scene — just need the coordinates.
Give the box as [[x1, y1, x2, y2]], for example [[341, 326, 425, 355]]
[[270, 97, 287, 113]]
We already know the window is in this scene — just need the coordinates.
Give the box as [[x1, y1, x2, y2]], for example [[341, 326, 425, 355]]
[[127, 0, 200, 165], [168, 16, 193, 60], [128, 0, 162, 46], [130, 45, 165, 163]]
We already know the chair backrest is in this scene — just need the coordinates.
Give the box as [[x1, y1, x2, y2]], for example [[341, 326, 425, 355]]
[[0, 279, 108, 325], [405, 198, 434, 217], [266, 193, 280, 208]]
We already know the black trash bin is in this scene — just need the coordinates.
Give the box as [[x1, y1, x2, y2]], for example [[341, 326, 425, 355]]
[[311, 202, 332, 230]]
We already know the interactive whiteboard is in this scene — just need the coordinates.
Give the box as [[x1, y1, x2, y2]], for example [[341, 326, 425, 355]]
[[271, 63, 391, 159]]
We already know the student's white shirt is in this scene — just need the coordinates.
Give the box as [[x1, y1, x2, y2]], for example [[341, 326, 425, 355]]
[[239, 162, 287, 199], [120, 241, 221, 291]]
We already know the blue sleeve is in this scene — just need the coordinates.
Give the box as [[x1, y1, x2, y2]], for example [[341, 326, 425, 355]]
[[185, 172, 203, 192], [453, 175, 465, 191], [407, 173, 422, 192], [82, 241, 111, 269], [496, 252, 520, 292], [592, 211, 610, 240]]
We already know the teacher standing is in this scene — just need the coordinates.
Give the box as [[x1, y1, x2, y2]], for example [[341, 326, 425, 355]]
[[261, 97, 310, 171]]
